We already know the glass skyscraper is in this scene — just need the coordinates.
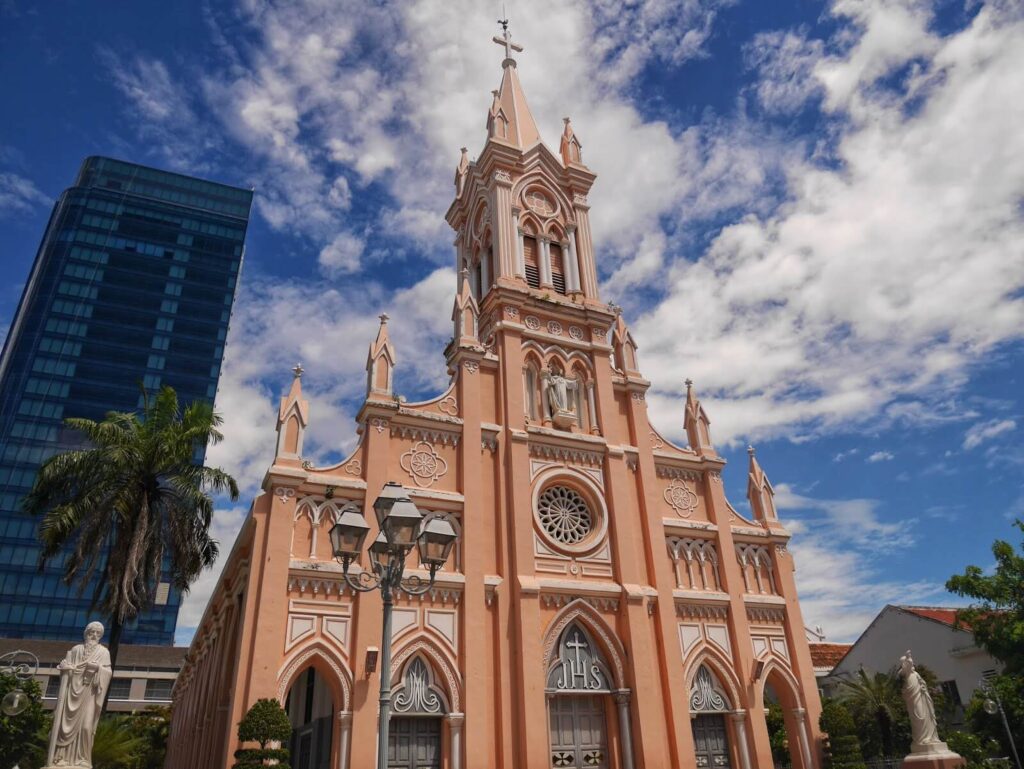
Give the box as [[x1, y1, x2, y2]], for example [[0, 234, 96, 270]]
[[0, 157, 253, 644]]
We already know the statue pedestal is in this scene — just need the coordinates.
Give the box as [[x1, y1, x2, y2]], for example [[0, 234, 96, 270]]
[[902, 743, 965, 769]]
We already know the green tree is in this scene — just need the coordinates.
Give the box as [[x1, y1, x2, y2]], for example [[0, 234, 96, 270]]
[[945, 730, 1005, 769], [835, 668, 903, 757], [946, 519, 1024, 674], [820, 700, 867, 769], [91, 717, 146, 769], [963, 674, 1024, 762], [766, 702, 790, 766], [24, 386, 238, 676], [123, 705, 171, 769], [0, 672, 48, 769], [234, 698, 292, 769]]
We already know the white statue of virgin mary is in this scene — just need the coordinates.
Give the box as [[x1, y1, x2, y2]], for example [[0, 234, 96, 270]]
[[45, 621, 113, 768]]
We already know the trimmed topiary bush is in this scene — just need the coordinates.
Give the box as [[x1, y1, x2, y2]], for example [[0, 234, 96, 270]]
[[233, 698, 292, 769]]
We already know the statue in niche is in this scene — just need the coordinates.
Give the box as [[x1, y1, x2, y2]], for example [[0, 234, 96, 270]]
[[45, 621, 112, 768], [544, 367, 578, 429], [899, 650, 959, 762]]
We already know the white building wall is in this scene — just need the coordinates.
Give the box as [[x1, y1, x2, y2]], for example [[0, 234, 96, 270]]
[[825, 606, 1000, 706]]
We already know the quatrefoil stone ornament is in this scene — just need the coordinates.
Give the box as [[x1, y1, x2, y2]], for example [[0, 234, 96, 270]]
[[664, 479, 698, 517], [400, 441, 449, 488]]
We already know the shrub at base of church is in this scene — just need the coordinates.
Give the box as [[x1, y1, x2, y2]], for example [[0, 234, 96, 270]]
[[233, 698, 292, 769], [821, 701, 868, 769]]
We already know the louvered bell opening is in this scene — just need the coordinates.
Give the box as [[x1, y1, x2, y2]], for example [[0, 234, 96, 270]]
[[550, 243, 567, 295], [525, 264, 541, 288], [524, 236, 540, 288]]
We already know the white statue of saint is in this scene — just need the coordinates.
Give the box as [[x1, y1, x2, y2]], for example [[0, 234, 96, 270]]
[[546, 371, 577, 414], [46, 621, 113, 768], [899, 650, 948, 755]]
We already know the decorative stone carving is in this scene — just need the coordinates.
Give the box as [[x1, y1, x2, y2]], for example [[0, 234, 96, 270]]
[[45, 622, 113, 768], [538, 486, 593, 545], [524, 315, 541, 330], [391, 424, 460, 447], [631, 392, 645, 402], [275, 487, 295, 501], [438, 395, 459, 416], [393, 658, 446, 715], [463, 361, 479, 374], [568, 325, 583, 340], [664, 479, 698, 517], [344, 460, 362, 476], [400, 441, 449, 488], [547, 320, 563, 335], [494, 169, 513, 183], [505, 306, 520, 318], [649, 431, 665, 450], [546, 624, 611, 692], [592, 327, 608, 342], [370, 417, 389, 434], [690, 665, 729, 712]]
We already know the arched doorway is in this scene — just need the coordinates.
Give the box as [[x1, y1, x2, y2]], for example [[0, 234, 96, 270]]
[[285, 666, 335, 769], [546, 622, 614, 768], [762, 665, 813, 769], [689, 665, 735, 769], [388, 656, 448, 769]]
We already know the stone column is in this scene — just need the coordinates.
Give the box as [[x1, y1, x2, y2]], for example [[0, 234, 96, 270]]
[[513, 211, 525, 277], [447, 712, 465, 769], [586, 381, 599, 435], [614, 691, 636, 769], [565, 225, 581, 292], [731, 711, 754, 769], [481, 248, 491, 292], [337, 711, 352, 769], [793, 707, 813, 769], [539, 238, 553, 287]]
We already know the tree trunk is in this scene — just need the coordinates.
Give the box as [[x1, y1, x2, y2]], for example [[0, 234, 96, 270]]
[[101, 615, 124, 715]]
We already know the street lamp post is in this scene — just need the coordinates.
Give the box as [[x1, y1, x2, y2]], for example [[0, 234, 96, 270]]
[[329, 482, 458, 769], [0, 649, 40, 717], [980, 678, 1022, 769]]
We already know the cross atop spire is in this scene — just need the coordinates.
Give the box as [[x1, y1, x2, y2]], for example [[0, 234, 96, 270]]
[[493, 18, 524, 68], [292, 362, 304, 379]]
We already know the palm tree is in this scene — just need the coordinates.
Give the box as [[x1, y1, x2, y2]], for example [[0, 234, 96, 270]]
[[836, 667, 902, 756], [24, 386, 238, 677]]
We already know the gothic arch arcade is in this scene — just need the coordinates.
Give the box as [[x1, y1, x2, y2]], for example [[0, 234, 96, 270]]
[[166, 22, 824, 769]]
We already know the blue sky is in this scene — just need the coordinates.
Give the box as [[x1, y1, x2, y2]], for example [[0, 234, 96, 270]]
[[1, 0, 1022, 646]]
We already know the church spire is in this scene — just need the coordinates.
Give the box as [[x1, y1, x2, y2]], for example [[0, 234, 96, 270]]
[[275, 363, 309, 463], [683, 378, 716, 456], [746, 445, 779, 523], [366, 313, 396, 399], [486, 20, 541, 148]]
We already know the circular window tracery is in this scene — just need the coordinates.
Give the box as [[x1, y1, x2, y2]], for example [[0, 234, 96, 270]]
[[537, 486, 593, 545]]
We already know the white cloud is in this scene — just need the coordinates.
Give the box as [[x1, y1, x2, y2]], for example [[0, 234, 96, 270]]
[[637, 2, 1024, 446], [963, 418, 1016, 450], [866, 450, 894, 462], [745, 28, 825, 114], [833, 448, 859, 462], [774, 482, 914, 550], [0, 172, 49, 216], [318, 231, 365, 275]]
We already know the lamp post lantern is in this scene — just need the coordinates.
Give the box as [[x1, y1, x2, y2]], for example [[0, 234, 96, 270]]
[[979, 678, 1022, 769], [329, 484, 458, 769]]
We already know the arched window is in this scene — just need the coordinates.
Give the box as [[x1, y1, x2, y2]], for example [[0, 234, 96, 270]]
[[523, 228, 540, 289], [550, 241, 566, 295], [523, 361, 541, 421], [546, 623, 612, 693]]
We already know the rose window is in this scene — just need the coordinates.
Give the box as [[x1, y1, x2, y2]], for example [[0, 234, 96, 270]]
[[537, 486, 593, 545]]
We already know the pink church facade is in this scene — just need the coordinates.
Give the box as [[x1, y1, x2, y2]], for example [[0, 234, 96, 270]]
[[166, 35, 824, 769]]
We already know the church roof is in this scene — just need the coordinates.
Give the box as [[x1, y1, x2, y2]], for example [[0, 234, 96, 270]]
[[808, 642, 852, 670]]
